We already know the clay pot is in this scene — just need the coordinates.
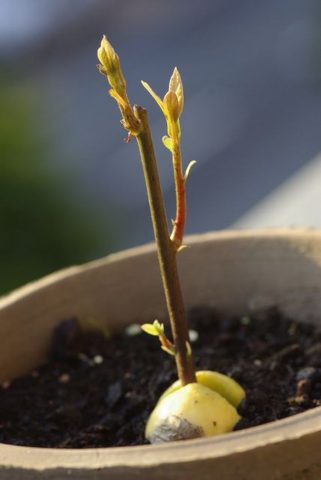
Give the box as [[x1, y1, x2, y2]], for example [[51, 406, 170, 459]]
[[0, 229, 321, 479]]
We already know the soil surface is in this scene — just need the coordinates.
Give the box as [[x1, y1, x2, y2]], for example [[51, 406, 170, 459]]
[[0, 306, 321, 448]]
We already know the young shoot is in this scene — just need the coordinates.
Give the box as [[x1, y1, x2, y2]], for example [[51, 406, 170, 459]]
[[97, 35, 195, 386], [97, 36, 245, 443], [141, 320, 175, 356], [142, 320, 192, 357], [142, 70, 196, 250]]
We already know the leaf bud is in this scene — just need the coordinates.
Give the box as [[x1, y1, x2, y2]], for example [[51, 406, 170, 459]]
[[163, 91, 180, 122]]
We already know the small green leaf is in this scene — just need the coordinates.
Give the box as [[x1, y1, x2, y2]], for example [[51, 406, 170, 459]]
[[141, 320, 164, 336], [162, 135, 173, 151], [141, 323, 159, 336], [141, 81, 165, 113], [153, 319, 164, 335]]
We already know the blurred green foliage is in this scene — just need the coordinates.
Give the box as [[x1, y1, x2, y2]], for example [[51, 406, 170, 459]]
[[0, 85, 112, 295]]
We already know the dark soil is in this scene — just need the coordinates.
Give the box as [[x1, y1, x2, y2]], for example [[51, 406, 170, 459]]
[[0, 306, 321, 448]]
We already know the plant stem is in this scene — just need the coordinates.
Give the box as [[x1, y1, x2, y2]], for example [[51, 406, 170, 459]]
[[170, 142, 186, 249], [134, 105, 196, 386]]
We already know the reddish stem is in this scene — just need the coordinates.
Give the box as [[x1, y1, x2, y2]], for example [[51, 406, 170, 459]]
[[170, 143, 186, 249]]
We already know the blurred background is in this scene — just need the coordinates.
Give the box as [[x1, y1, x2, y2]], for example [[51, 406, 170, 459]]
[[1, 0, 321, 295]]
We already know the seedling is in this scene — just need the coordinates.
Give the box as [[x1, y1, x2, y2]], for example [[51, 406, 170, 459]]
[[97, 36, 245, 443]]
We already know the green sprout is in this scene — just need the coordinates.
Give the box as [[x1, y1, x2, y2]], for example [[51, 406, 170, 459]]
[[141, 320, 175, 356], [97, 36, 245, 443], [141, 320, 193, 357]]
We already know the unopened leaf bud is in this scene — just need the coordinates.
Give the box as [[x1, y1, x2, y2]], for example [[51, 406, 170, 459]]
[[163, 91, 180, 122], [97, 35, 126, 95], [97, 35, 119, 75], [168, 67, 184, 117]]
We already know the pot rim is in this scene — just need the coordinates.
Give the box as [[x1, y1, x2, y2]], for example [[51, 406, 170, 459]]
[[0, 405, 320, 471], [1, 227, 320, 310]]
